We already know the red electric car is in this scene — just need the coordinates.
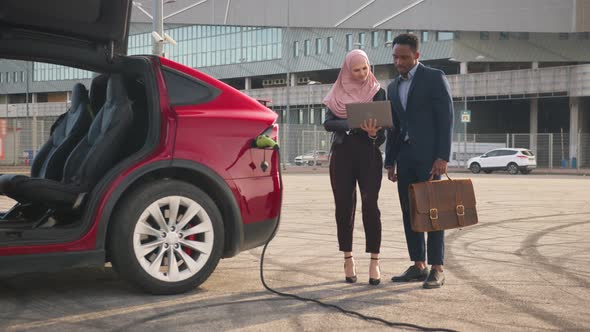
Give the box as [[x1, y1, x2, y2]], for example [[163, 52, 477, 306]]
[[0, 0, 281, 294]]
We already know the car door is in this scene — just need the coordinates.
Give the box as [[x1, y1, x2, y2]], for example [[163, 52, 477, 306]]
[[0, 0, 132, 68], [480, 150, 500, 168], [500, 150, 518, 167]]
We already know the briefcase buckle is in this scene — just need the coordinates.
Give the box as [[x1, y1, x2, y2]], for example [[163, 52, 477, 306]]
[[429, 208, 439, 220], [456, 205, 465, 216]]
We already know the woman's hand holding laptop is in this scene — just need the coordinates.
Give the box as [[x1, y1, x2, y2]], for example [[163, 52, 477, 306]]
[[360, 118, 382, 137]]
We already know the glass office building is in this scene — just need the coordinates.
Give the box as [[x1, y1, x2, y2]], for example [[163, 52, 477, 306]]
[[32, 24, 283, 82]]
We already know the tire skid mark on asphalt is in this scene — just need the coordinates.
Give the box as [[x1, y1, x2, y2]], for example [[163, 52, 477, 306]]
[[0, 282, 31, 325], [104, 297, 289, 332], [446, 212, 590, 331], [515, 220, 590, 290], [456, 230, 589, 303], [3, 293, 285, 331], [476, 222, 587, 302]]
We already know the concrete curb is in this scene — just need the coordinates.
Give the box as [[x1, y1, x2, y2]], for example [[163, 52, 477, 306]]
[[280, 165, 590, 176]]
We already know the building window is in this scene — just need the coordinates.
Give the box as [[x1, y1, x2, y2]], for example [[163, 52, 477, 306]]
[[327, 37, 334, 54], [299, 109, 304, 124], [309, 109, 315, 124], [304, 39, 311, 56], [421, 31, 429, 42], [437, 31, 454, 41], [372, 31, 379, 48], [346, 34, 353, 51], [559, 33, 569, 40], [480, 31, 490, 40], [316, 38, 322, 55], [499, 32, 509, 40], [294, 41, 300, 57], [385, 30, 393, 44], [516, 32, 529, 40], [358, 32, 366, 49], [21, 71, 26, 82]]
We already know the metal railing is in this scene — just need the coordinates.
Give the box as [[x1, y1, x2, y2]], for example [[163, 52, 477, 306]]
[[2, 102, 69, 118], [447, 64, 590, 99], [0, 116, 60, 166], [0, 119, 587, 170], [242, 64, 590, 105], [451, 132, 588, 169]]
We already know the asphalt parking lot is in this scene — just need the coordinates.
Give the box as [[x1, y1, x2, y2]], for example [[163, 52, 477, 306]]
[[1, 172, 589, 331]]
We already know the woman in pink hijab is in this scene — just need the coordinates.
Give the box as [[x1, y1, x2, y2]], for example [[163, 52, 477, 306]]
[[323, 49, 385, 286]]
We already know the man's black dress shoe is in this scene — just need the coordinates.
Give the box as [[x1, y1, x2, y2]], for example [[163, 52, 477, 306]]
[[391, 265, 429, 282], [423, 269, 445, 289]]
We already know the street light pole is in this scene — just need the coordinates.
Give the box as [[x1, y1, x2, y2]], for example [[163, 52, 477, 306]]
[[463, 78, 468, 168], [152, 0, 164, 56], [25, 61, 29, 118], [283, 0, 291, 170]]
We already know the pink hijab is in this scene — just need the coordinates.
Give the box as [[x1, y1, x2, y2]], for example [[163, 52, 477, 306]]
[[323, 49, 381, 119]]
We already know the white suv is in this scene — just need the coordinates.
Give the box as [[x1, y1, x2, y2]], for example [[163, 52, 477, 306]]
[[294, 150, 329, 166], [467, 148, 537, 175]]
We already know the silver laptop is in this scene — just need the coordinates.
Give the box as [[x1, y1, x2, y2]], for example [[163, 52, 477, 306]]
[[346, 100, 393, 129]]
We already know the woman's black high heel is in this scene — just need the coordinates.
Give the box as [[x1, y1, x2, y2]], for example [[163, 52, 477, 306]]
[[369, 257, 380, 286], [344, 256, 357, 283]]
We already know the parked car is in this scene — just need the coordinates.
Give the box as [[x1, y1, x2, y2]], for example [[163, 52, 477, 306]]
[[294, 150, 329, 166], [0, 0, 281, 295], [467, 148, 536, 175]]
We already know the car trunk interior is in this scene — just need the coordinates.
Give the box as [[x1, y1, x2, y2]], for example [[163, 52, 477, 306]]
[[0, 55, 160, 245]]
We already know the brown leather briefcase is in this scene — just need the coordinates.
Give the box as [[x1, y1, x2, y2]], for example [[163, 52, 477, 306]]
[[409, 173, 478, 232]]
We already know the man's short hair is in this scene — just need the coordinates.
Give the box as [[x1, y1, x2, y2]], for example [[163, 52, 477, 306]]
[[392, 33, 419, 52]]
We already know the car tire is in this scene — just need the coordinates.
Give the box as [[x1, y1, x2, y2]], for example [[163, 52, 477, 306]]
[[470, 163, 481, 174], [295, 162, 302, 166], [483, 170, 493, 174], [307, 161, 315, 166], [108, 179, 224, 295], [507, 163, 519, 175]]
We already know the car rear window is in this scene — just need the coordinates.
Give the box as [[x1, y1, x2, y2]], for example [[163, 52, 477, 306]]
[[522, 150, 534, 156], [163, 68, 220, 106]]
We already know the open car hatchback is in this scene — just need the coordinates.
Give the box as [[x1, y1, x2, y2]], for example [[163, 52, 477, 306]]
[[0, 0, 282, 294]]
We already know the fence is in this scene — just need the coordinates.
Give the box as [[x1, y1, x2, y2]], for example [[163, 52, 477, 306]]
[[1, 118, 588, 170], [450, 132, 585, 169], [279, 125, 589, 170], [0, 116, 59, 166]]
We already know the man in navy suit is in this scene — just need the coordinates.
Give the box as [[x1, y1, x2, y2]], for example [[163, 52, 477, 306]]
[[384, 34, 454, 289]]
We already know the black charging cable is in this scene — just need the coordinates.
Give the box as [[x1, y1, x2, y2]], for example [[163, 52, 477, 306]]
[[258, 147, 459, 332]]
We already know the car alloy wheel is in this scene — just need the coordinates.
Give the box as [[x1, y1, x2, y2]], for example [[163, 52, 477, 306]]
[[133, 196, 214, 282], [470, 163, 481, 174], [507, 163, 519, 175], [109, 180, 224, 294]]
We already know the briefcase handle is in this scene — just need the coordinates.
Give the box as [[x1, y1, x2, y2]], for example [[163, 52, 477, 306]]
[[428, 172, 452, 181]]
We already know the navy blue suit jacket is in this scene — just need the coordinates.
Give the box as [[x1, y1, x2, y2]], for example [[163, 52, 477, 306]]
[[384, 63, 454, 167]]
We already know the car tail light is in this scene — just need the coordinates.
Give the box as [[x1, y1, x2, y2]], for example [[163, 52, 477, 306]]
[[517, 155, 528, 159], [270, 123, 279, 143], [261, 123, 279, 143]]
